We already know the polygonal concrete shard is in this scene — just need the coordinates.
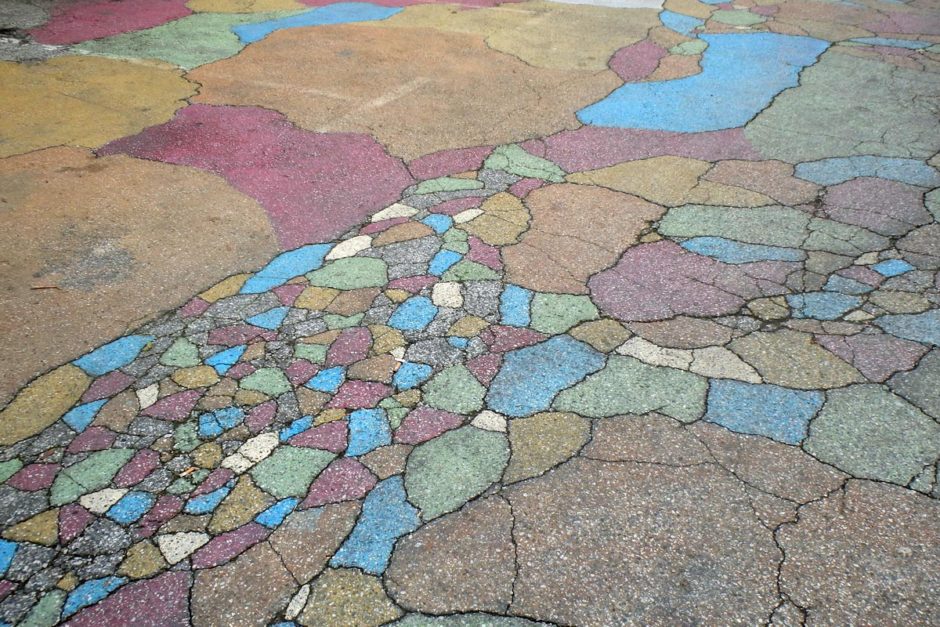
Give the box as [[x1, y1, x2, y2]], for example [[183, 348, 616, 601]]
[[567, 156, 711, 206], [378, 1, 660, 71], [690, 422, 846, 503], [268, 502, 360, 582], [746, 50, 940, 162], [189, 24, 620, 160], [805, 385, 940, 486], [889, 349, 940, 419], [582, 414, 712, 465], [385, 496, 514, 614], [728, 330, 863, 390], [504, 412, 591, 483], [779, 480, 940, 625], [502, 184, 664, 294], [505, 458, 780, 625], [0, 56, 195, 158], [626, 316, 732, 349], [300, 568, 402, 626], [703, 160, 820, 206], [191, 542, 298, 626], [0, 147, 277, 405]]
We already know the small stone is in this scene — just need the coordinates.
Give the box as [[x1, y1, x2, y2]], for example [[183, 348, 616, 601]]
[[209, 476, 273, 534], [448, 316, 490, 338], [471, 410, 507, 432], [239, 367, 291, 396], [160, 338, 200, 368], [431, 282, 463, 308]]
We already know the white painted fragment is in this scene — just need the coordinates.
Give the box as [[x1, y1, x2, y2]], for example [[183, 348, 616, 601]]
[[325, 235, 372, 260]]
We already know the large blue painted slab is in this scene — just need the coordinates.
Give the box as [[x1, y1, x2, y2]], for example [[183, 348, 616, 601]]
[[705, 380, 824, 444], [234, 3, 401, 44]]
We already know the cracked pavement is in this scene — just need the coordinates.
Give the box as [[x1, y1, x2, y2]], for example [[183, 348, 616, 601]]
[[0, 0, 939, 624]]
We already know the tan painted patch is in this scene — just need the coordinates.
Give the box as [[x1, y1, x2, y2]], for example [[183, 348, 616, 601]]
[[503, 184, 664, 294], [568, 156, 711, 207], [187, 0, 305, 12], [0, 147, 278, 405], [705, 159, 820, 206], [190, 24, 620, 160], [379, 1, 660, 71], [0, 56, 195, 158], [461, 192, 530, 246], [663, 0, 714, 19], [0, 365, 89, 445]]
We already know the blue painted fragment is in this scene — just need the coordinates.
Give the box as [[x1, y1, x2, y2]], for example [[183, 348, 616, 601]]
[[872, 259, 914, 277], [63, 577, 127, 618], [62, 399, 108, 432], [246, 307, 290, 330], [429, 250, 462, 276], [106, 491, 156, 524], [849, 37, 930, 49], [705, 380, 824, 444], [393, 362, 433, 390], [578, 33, 829, 132], [281, 416, 314, 442], [330, 476, 419, 574], [256, 498, 299, 528], [346, 409, 391, 456], [0, 540, 17, 577], [681, 237, 805, 264], [206, 345, 246, 375], [240, 244, 331, 294], [185, 483, 233, 515], [487, 335, 606, 417], [306, 367, 345, 393], [388, 297, 438, 331], [448, 337, 469, 349], [787, 292, 861, 320], [234, 3, 401, 44], [823, 275, 874, 295], [875, 310, 940, 346], [500, 285, 532, 327], [198, 407, 245, 438], [794, 156, 940, 187], [422, 214, 453, 234], [659, 10, 704, 35], [73, 336, 153, 376]]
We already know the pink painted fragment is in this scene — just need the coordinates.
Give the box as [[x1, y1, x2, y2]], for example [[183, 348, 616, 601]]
[[467, 353, 502, 385], [508, 178, 544, 198], [836, 265, 884, 287], [81, 371, 134, 403], [822, 178, 931, 237], [608, 40, 667, 83], [286, 360, 319, 386], [64, 571, 192, 627], [538, 127, 760, 173], [179, 298, 210, 318], [114, 449, 161, 488], [135, 495, 184, 539], [101, 105, 414, 249], [817, 334, 928, 383], [467, 236, 502, 270], [140, 390, 202, 421], [29, 0, 191, 46], [225, 363, 256, 380], [387, 275, 438, 293], [246, 401, 278, 433], [430, 197, 483, 215], [208, 324, 276, 346], [326, 328, 372, 367], [289, 420, 348, 453], [66, 427, 116, 454], [0, 581, 14, 602], [481, 326, 547, 353], [300, 458, 376, 509], [408, 146, 493, 180], [192, 469, 235, 497], [327, 382, 392, 409], [59, 504, 94, 545], [864, 12, 940, 35], [394, 406, 463, 445], [191, 523, 270, 570], [7, 464, 59, 492], [273, 283, 306, 306]]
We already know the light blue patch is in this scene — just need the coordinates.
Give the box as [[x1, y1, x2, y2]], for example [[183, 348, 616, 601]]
[[681, 237, 805, 263], [794, 156, 940, 187], [240, 244, 332, 294], [330, 476, 419, 574], [106, 491, 156, 525], [280, 416, 313, 442], [849, 37, 930, 49], [305, 366, 345, 393], [233, 3, 401, 44], [500, 285, 532, 327], [487, 335, 606, 417], [63, 577, 127, 618], [393, 362, 433, 390], [429, 250, 462, 276], [578, 33, 829, 132], [823, 274, 875, 295], [184, 483, 233, 515], [62, 399, 108, 432], [0, 540, 17, 577], [198, 407, 245, 439], [246, 306, 290, 330], [659, 10, 704, 35], [872, 259, 915, 277], [787, 292, 861, 320], [346, 408, 391, 457], [255, 498, 299, 528], [73, 335, 154, 376], [705, 380, 823, 444], [388, 297, 438, 331], [206, 345, 246, 375], [875, 310, 940, 346], [422, 214, 453, 234], [448, 337, 469, 349]]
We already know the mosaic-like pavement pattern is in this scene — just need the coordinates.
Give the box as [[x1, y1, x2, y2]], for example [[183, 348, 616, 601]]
[[1, 0, 939, 624]]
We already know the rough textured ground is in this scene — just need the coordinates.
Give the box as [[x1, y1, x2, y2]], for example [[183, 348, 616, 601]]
[[0, 0, 938, 624]]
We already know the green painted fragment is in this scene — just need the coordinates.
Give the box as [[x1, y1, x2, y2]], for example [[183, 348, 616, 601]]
[[387, 407, 409, 429], [659, 205, 810, 248], [441, 260, 500, 282], [670, 40, 707, 55], [443, 228, 468, 244], [20, 589, 66, 627], [160, 338, 200, 368], [926, 189, 939, 222], [806, 384, 940, 485], [167, 477, 196, 495], [0, 459, 23, 484], [405, 426, 509, 520], [174, 423, 199, 452], [50, 449, 135, 505], [307, 258, 388, 290], [414, 177, 484, 195], [711, 9, 765, 26], [484, 144, 565, 182], [250, 446, 335, 498], [295, 343, 328, 363], [240, 367, 291, 396], [72, 12, 301, 70], [443, 240, 470, 254], [805, 217, 889, 256], [423, 365, 485, 414], [530, 294, 598, 335], [554, 356, 706, 422], [324, 313, 365, 329]]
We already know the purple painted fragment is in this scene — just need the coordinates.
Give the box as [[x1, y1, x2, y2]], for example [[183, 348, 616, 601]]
[[394, 406, 463, 445], [7, 464, 59, 492], [408, 146, 492, 180], [82, 371, 134, 403], [300, 458, 377, 509], [114, 450, 161, 488], [608, 40, 667, 83], [245, 401, 278, 434], [289, 420, 348, 453], [64, 571, 191, 627], [327, 382, 392, 409], [140, 390, 202, 422], [191, 523, 270, 569]]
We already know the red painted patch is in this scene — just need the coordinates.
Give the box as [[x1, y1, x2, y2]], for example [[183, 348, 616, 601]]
[[29, 0, 191, 46]]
